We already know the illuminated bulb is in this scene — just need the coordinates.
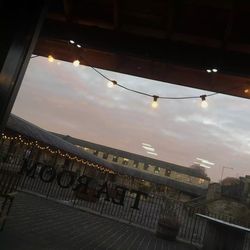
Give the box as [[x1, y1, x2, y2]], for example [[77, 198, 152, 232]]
[[244, 89, 249, 93], [212, 68, 218, 73], [69, 40, 75, 44], [73, 59, 80, 67], [200, 95, 208, 108], [151, 95, 159, 108], [76, 44, 81, 48], [107, 80, 117, 88], [48, 55, 54, 63]]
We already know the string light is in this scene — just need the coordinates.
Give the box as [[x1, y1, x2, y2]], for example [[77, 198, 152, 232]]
[[32, 40, 223, 109], [0, 133, 115, 174], [107, 80, 117, 88], [151, 95, 159, 108], [206, 68, 218, 73], [200, 95, 208, 108], [48, 55, 54, 63], [73, 59, 80, 67]]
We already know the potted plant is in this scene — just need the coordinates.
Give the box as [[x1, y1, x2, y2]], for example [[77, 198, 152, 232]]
[[156, 215, 180, 240]]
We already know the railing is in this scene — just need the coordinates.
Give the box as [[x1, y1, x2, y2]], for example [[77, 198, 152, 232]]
[[0, 152, 249, 249]]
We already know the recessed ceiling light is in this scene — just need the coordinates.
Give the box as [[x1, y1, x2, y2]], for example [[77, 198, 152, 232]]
[[69, 40, 75, 44], [212, 69, 218, 73], [76, 44, 81, 48], [206, 69, 212, 73]]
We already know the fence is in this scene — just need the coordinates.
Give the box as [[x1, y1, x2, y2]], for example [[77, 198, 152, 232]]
[[0, 151, 249, 249]]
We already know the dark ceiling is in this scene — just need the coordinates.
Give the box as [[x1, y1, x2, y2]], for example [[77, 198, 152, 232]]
[[34, 0, 250, 99]]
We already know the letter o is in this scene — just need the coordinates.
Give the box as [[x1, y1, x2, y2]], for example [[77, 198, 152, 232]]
[[57, 170, 76, 188], [39, 165, 56, 183]]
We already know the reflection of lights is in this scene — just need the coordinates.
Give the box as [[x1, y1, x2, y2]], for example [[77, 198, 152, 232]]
[[194, 157, 215, 169], [147, 152, 158, 156], [107, 80, 117, 88], [142, 143, 157, 155], [194, 162, 211, 169], [73, 60, 80, 67], [196, 158, 215, 165], [200, 95, 208, 108], [206, 68, 218, 73], [151, 95, 159, 108], [48, 55, 54, 63], [142, 146, 155, 152]]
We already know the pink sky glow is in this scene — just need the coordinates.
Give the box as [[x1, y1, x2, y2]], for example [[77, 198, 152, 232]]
[[12, 57, 250, 181]]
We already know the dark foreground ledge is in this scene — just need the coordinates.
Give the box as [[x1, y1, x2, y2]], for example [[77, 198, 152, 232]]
[[0, 192, 196, 250]]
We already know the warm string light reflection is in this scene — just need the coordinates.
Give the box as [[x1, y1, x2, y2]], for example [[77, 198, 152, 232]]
[[73, 59, 80, 67], [1, 133, 114, 175], [48, 55, 54, 63], [151, 95, 159, 109], [200, 95, 208, 108], [46, 49, 216, 109]]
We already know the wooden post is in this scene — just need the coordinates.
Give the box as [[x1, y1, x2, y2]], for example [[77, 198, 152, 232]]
[[0, 0, 47, 131]]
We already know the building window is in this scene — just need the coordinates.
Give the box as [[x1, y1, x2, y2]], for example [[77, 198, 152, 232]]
[[154, 167, 160, 174], [113, 155, 118, 162], [165, 169, 171, 176], [122, 158, 129, 165], [103, 152, 108, 159], [198, 178, 205, 184]]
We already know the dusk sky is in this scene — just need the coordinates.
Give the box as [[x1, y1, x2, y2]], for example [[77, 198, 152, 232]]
[[12, 57, 250, 182]]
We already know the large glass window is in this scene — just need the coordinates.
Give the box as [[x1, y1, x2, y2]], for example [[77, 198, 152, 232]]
[[103, 152, 108, 159], [113, 155, 118, 162], [165, 169, 171, 177], [154, 166, 160, 174], [122, 158, 129, 165]]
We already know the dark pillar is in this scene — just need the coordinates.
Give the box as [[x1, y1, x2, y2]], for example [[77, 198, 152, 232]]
[[0, 0, 47, 131]]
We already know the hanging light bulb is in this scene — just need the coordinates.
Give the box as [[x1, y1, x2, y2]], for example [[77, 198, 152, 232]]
[[48, 55, 54, 63], [73, 59, 80, 67], [107, 80, 117, 88], [151, 95, 159, 108], [200, 95, 208, 108]]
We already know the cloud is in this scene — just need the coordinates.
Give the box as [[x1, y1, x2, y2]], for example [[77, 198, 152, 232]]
[[12, 56, 250, 182]]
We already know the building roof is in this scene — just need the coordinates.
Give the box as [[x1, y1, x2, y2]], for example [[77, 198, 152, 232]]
[[52, 133, 210, 181], [6, 114, 110, 167], [5, 114, 207, 196]]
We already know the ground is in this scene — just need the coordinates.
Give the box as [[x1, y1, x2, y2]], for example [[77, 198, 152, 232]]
[[0, 192, 196, 250]]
